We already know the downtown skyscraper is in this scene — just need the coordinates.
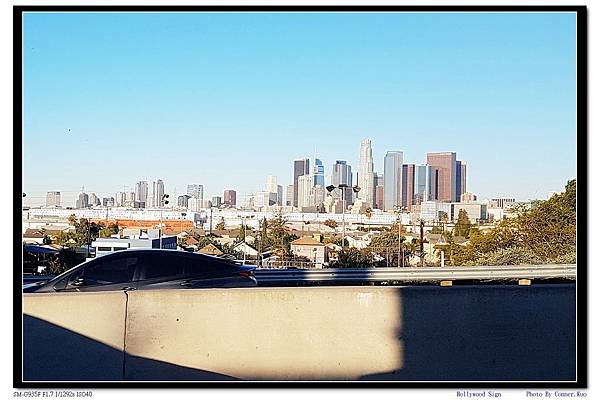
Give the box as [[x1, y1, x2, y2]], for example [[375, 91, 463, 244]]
[[383, 151, 403, 211], [135, 181, 148, 205], [293, 158, 310, 207], [357, 139, 375, 207], [331, 160, 353, 206], [313, 158, 325, 187], [426, 152, 457, 203]]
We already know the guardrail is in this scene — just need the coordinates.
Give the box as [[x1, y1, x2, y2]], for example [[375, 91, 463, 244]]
[[21, 264, 576, 286], [254, 264, 576, 283]]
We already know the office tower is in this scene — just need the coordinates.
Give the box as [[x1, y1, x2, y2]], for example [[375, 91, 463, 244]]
[[135, 181, 148, 205], [156, 179, 165, 206], [45, 191, 61, 207], [298, 174, 314, 208], [266, 175, 282, 205], [374, 173, 384, 209], [461, 192, 477, 202], [266, 175, 278, 193], [402, 164, 415, 209], [414, 164, 436, 205], [293, 158, 310, 207], [277, 185, 283, 206], [457, 161, 467, 200], [178, 194, 191, 208], [76, 191, 89, 209], [211, 196, 222, 207], [147, 181, 156, 208], [116, 192, 126, 207], [426, 152, 457, 202], [331, 160, 353, 206], [223, 190, 236, 206], [490, 198, 516, 208], [358, 139, 375, 207], [89, 193, 100, 207], [313, 158, 325, 187], [383, 151, 403, 211], [188, 197, 202, 212], [286, 185, 294, 206], [187, 184, 204, 200]]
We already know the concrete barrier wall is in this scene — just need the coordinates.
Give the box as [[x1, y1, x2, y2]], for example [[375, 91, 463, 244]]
[[23, 284, 576, 381], [124, 287, 402, 380], [23, 292, 128, 381]]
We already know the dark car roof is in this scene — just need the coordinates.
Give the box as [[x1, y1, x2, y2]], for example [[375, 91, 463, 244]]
[[43, 249, 254, 287]]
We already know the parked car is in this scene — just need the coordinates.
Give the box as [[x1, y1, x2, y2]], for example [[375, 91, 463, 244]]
[[23, 249, 256, 293]]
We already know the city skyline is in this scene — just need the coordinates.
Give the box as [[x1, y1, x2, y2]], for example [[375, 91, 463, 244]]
[[23, 12, 576, 205], [21, 144, 568, 208]]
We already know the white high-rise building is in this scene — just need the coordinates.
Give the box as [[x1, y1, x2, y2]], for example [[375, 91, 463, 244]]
[[187, 184, 204, 201], [266, 175, 282, 205], [358, 139, 375, 207], [297, 174, 314, 208], [89, 193, 100, 207], [266, 175, 278, 193], [188, 197, 202, 212], [46, 191, 61, 207], [116, 192, 126, 207], [147, 181, 156, 208]]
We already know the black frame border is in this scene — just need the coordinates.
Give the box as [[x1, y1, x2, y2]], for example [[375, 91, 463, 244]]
[[14, 4, 588, 389]]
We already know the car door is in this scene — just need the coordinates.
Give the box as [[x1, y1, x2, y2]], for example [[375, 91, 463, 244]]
[[134, 252, 187, 289], [61, 253, 142, 292]]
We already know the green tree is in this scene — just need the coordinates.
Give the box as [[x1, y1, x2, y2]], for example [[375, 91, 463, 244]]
[[267, 212, 297, 258], [452, 179, 576, 266], [99, 222, 119, 238], [332, 248, 371, 268], [453, 209, 473, 238], [365, 223, 411, 267], [215, 218, 226, 231], [323, 219, 338, 229], [67, 215, 102, 246]]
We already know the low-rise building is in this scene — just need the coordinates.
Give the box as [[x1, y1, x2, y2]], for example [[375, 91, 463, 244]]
[[90, 235, 177, 257], [290, 237, 327, 267]]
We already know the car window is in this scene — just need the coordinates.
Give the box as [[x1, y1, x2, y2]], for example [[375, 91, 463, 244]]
[[141, 253, 186, 280], [184, 254, 236, 277], [70, 255, 140, 286]]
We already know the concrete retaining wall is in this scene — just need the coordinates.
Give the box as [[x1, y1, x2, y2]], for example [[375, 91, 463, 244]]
[[23, 284, 576, 381]]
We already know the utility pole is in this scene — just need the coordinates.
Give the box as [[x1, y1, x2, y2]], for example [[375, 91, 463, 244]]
[[419, 219, 425, 268]]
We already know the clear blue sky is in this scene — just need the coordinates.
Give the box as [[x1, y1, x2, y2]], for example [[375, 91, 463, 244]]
[[22, 12, 577, 206]]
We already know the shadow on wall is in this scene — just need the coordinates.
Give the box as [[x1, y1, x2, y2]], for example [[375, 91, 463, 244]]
[[360, 284, 576, 381], [23, 314, 239, 381]]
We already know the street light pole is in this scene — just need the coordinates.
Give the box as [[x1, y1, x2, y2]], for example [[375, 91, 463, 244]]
[[159, 194, 169, 249], [342, 198, 346, 249]]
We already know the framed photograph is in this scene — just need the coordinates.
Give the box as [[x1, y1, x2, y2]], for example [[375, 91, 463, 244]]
[[15, 5, 586, 390]]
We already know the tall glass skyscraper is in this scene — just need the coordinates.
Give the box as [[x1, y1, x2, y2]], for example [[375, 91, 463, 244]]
[[313, 158, 325, 187], [331, 160, 353, 206], [383, 151, 403, 211]]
